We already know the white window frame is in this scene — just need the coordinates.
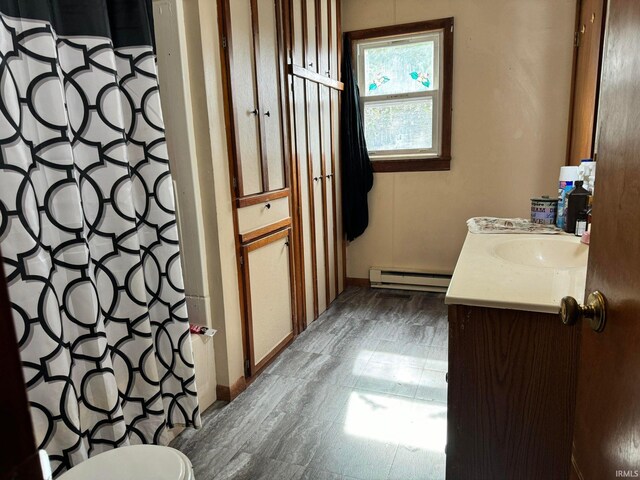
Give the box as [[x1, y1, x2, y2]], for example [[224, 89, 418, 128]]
[[355, 30, 445, 161]]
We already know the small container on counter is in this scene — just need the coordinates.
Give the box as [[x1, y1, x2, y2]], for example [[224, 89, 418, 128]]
[[565, 181, 591, 234], [556, 166, 580, 229], [531, 196, 558, 225], [575, 209, 589, 236]]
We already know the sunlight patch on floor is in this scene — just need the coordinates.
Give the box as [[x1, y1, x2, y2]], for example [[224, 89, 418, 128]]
[[343, 391, 447, 452]]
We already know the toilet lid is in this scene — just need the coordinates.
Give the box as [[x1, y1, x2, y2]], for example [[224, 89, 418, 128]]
[[58, 445, 193, 480]]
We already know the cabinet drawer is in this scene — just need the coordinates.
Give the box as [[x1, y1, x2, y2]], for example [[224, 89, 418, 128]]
[[237, 195, 290, 235]]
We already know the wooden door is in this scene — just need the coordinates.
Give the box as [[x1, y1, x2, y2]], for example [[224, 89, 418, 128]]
[[241, 228, 296, 376], [570, 1, 640, 477], [567, 0, 606, 166]]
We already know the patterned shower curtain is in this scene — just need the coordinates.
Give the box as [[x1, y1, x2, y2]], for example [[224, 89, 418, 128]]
[[0, 0, 200, 476]]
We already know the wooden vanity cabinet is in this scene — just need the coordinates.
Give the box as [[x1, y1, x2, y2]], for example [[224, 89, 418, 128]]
[[446, 304, 579, 480]]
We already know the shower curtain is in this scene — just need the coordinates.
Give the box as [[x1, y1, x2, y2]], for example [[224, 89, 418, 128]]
[[0, 0, 200, 476]]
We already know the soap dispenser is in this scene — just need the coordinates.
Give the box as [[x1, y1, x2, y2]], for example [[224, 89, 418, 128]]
[[565, 181, 590, 233]]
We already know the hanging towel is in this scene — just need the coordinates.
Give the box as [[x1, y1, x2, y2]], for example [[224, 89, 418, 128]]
[[341, 34, 374, 241]]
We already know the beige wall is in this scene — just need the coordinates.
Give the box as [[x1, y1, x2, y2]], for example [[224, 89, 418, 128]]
[[153, 0, 245, 393], [342, 0, 576, 278], [183, 0, 246, 388]]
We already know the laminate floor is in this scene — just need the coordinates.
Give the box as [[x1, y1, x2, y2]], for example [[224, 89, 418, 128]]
[[171, 287, 448, 480]]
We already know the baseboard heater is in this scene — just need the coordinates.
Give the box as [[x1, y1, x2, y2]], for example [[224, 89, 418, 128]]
[[369, 267, 451, 293]]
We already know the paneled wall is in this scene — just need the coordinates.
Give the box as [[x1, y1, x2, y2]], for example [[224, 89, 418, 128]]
[[342, 0, 576, 279]]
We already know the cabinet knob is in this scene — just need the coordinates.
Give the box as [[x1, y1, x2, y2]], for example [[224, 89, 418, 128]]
[[308, 61, 314, 67], [264, 110, 271, 117], [325, 70, 330, 76], [250, 108, 259, 115], [284, 241, 289, 247], [560, 290, 607, 332], [264, 203, 271, 209]]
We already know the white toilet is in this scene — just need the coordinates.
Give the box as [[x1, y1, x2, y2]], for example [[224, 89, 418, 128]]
[[50, 445, 194, 480]]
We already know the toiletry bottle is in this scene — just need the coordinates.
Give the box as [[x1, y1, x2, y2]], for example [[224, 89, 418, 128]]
[[575, 209, 588, 236], [565, 181, 590, 233], [556, 166, 579, 229]]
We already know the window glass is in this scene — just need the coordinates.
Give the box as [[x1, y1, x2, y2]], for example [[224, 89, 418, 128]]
[[363, 97, 433, 152], [363, 40, 435, 96]]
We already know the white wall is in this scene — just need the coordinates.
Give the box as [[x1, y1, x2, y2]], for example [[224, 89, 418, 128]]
[[342, 0, 576, 278], [153, 0, 245, 393]]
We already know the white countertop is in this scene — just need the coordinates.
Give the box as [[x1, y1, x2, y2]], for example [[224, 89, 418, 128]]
[[445, 232, 588, 314]]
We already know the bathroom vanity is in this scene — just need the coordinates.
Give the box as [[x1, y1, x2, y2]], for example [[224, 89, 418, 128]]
[[445, 233, 589, 480]]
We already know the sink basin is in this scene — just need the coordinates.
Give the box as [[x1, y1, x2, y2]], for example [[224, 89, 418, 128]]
[[492, 236, 588, 269]]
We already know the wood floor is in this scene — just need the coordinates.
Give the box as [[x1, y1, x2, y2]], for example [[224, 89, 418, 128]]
[[171, 287, 448, 480]]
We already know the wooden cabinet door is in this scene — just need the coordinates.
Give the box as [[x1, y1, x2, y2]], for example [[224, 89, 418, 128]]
[[447, 306, 578, 480], [307, 82, 327, 314], [570, 1, 640, 476], [224, 0, 287, 197], [241, 228, 296, 376], [320, 85, 336, 303], [329, 0, 339, 80], [290, 0, 304, 66], [331, 87, 344, 293], [292, 77, 316, 322], [304, 0, 317, 71], [226, 0, 263, 196], [256, 0, 286, 191], [318, 0, 330, 77]]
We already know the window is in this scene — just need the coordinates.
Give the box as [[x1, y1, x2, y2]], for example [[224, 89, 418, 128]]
[[349, 18, 454, 172]]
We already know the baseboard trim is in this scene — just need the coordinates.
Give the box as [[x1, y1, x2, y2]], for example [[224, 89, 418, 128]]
[[216, 376, 247, 402], [346, 277, 370, 287]]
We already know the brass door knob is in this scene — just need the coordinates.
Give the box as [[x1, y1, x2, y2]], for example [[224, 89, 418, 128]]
[[560, 291, 607, 332]]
